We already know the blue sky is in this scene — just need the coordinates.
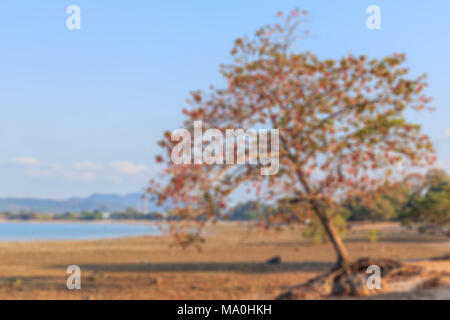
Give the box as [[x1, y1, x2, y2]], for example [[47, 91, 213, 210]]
[[1, 1, 449, 199]]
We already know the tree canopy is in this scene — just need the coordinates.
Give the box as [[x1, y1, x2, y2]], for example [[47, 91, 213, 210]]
[[401, 169, 450, 233], [148, 9, 435, 266]]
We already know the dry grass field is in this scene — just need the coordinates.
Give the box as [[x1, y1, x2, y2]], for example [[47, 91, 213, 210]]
[[0, 222, 449, 299]]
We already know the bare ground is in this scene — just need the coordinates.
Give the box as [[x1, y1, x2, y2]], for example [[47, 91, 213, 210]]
[[0, 222, 448, 299]]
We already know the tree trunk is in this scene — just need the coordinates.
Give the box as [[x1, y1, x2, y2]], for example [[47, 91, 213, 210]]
[[311, 203, 352, 268], [295, 172, 352, 268], [318, 214, 352, 268]]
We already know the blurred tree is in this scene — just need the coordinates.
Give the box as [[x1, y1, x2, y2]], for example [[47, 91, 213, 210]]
[[227, 201, 268, 221], [343, 181, 411, 221], [401, 169, 450, 234], [148, 9, 435, 267], [110, 208, 162, 220], [303, 211, 348, 244], [110, 208, 144, 220], [80, 210, 103, 221], [54, 212, 78, 220]]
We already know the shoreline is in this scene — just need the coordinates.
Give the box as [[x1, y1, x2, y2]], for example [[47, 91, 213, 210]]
[[0, 222, 447, 299], [0, 219, 166, 224], [0, 233, 164, 244], [0, 220, 165, 243]]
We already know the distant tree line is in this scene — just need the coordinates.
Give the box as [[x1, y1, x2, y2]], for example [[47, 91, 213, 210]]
[[0, 208, 162, 221], [1, 169, 449, 240], [225, 169, 450, 238]]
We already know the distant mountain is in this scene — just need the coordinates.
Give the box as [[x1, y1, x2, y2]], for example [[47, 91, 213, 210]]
[[0, 193, 156, 213]]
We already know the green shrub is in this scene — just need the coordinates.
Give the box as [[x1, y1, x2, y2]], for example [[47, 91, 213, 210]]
[[302, 214, 348, 244], [366, 229, 378, 243]]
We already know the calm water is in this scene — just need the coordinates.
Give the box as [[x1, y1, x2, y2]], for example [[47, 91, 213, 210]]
[[0, 222, 161, 241]]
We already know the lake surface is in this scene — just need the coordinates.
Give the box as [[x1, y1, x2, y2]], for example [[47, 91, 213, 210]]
[[0, 222, 161, 241]]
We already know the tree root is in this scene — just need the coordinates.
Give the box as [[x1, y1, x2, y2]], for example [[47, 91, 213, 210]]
[[277, 257, 441, 299]]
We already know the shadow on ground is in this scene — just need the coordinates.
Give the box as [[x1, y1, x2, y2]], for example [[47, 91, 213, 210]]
[[344, 235, 450, 244], [241, 235, 449, 248], [50, 261, 333, 273]]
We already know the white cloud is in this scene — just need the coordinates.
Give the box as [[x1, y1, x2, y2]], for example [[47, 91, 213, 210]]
[[445, 128, 450, 137], [28, 169, 51, 178], [21, 159, 153, 183], [73, 161, 103, 171], [48, 164, 63, 170], [12, 157, 40, 167], [61, 169, 96, 182], [106, 175, 123, 183], [110, 160, 151, 176], [27, 161, 97, 182]]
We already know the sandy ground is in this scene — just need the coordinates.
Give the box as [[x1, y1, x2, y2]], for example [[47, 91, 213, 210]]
[[0, 222, 448, 299]]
